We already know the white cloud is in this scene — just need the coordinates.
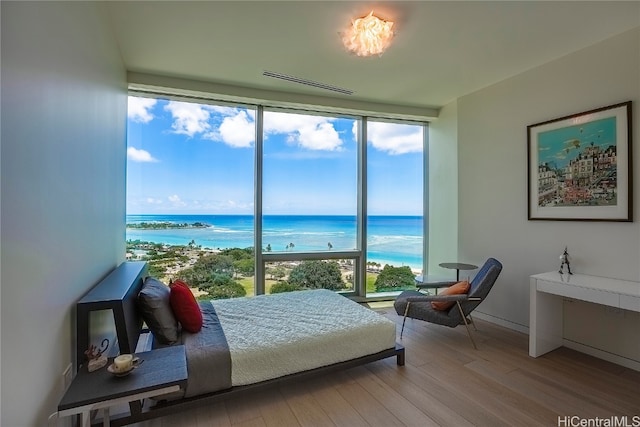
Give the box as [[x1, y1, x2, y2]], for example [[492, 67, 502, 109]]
[[128, 97, 157, 123], [145, 197, 163, 205], [366, 121, 424, 155], [161, 101, 343, 152], [215, 110, 255, 148], [127, 147, 158, 162], [165, 103, 257, 148], [264, 111, 343, 151], [168, 194, 186, 207], [165, 101, 212, 137], [298, 121, 343, 151]]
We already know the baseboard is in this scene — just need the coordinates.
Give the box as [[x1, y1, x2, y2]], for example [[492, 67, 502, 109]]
[[471, 312, 640, 372], [471, 311, 529, 335], [563, 340, 640, 372]]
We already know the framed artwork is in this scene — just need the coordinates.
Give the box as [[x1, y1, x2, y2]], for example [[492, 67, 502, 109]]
[[527, 101, 632, 221]]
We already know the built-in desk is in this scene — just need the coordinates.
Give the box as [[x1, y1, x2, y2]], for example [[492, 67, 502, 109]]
[[529, 272, 640, 366]]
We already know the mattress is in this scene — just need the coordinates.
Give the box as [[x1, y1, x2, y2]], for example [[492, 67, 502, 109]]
[[210, 289, 397, 386]]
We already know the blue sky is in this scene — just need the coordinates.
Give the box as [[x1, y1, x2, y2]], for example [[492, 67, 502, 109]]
[[127, 97, 424, 215], [537, 116, 616, 169]]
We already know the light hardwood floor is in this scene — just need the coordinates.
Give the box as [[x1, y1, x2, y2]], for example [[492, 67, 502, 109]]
[[131, 306, 640, 427]]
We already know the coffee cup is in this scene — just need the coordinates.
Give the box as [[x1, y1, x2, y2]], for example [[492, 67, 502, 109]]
[[113, 354, 135, 372]]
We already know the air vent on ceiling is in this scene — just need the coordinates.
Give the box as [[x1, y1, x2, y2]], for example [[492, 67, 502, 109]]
[[262, 70, 354, 96]]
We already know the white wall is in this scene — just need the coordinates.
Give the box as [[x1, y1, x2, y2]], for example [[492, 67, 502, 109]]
[[1, 2, 127, 426], [457, 28, 640, 360], [428, 101, 460, 279]]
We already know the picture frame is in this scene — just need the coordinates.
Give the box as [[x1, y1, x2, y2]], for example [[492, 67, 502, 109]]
[[527, 101, 632, 221]]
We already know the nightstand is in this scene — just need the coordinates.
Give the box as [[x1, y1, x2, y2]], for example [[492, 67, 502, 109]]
[[51, 345, 187, 427]]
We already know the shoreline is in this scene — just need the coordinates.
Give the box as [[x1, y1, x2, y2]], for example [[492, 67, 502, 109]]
[[126, 240, 423, 275], [126, 214, 424, 271]]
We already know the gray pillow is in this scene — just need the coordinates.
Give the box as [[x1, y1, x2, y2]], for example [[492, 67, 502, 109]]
[[138, 277, 178, 345]]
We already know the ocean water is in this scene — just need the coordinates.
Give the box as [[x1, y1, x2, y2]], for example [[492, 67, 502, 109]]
[[126, 214, 424, 269]]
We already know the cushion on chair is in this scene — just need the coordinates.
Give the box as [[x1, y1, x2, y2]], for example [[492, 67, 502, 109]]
[[431, 280, 470, 311]]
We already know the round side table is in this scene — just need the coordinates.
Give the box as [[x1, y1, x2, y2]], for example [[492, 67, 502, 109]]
[[439, 262, 478, 281]]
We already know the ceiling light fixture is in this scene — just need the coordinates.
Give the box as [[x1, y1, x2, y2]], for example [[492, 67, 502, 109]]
[[342, 11, 394, 57]]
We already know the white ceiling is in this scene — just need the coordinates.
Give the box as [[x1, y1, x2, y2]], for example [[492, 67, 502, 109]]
[[105, 1, 640, 114]]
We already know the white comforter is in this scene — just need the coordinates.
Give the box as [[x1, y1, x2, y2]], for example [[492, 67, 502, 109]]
[[211, 289, 397, 386]]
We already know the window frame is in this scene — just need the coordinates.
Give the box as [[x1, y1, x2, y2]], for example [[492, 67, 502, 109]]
[[127, 91, 429, 300]]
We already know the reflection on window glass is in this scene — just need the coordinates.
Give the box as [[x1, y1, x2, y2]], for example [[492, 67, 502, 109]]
[[366, 121, 424, 296]]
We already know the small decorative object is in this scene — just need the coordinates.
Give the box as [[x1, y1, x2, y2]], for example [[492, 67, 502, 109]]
[[84, 338, 109, 372], [559, 247, 572, 275]]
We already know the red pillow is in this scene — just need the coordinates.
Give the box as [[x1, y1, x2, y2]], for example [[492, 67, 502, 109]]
[[431, 280, 470, 311], [169, 280, 203, 333]]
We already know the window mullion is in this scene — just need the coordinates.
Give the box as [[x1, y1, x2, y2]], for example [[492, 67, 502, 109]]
[[357, 118, 367, 297], [254, 106, 265, 295], [423, 123, 429, 280]]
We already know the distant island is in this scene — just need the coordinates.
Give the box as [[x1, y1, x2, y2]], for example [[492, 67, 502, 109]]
[[126, 221, 210, 230]]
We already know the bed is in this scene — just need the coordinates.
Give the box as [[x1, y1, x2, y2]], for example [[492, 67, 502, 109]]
[[76, 261, 404, 425]]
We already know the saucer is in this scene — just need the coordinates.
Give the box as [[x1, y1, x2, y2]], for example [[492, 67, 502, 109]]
[[107, 357, 140, 377]]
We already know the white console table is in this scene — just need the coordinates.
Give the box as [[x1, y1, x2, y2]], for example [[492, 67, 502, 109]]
[[529, 272, 640, 360]]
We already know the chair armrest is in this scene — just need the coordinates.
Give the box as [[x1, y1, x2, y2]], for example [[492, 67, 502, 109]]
[[406, 294, 469, 303], [415, 281, 457, 289]]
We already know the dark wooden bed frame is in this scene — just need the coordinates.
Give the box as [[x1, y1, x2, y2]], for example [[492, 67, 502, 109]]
[[77, 261, 405, 426]]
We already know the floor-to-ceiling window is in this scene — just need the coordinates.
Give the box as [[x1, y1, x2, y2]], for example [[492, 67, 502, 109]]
[[126, 94, 426, 300], [365, 120, 425, 297], [261, 110, 358, 253], [126, 97, 257, 298], [260, 110, 358, 294]]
